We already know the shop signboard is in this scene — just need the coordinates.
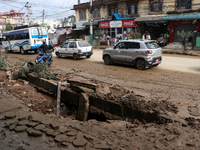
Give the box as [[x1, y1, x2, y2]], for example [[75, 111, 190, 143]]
[[99, 19, 135, 28], [0, 18, 6, 24]]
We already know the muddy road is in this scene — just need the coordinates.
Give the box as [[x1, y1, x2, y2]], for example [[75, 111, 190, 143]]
[[1, 50, 200, 149], [5, 50, 200, 119]]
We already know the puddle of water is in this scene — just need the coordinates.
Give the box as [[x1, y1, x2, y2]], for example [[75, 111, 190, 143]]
[[37, 91, 56, 101]]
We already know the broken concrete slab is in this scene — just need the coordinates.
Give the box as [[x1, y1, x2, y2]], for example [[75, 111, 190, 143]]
[[76, 93, 89, 121], [68, 79, 97, 90]]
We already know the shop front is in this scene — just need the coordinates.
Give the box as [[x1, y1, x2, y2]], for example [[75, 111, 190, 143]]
[[134, 15, 169, 41], [161, 13, 200, 44], [99, 19, 136, 40]]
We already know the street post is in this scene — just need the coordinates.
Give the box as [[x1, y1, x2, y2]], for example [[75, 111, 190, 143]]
[[90, 0, 93, 46]]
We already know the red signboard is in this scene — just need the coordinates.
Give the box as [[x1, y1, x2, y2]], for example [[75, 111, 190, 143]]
[[99, 19, 135, 28], [0, 18, 6, 24], [122, 20, 135, 27], [99, 21, 110, 28]]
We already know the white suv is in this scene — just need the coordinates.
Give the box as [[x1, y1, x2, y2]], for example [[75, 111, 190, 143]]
[[55, 40, 93, 60], [102, 39, 162, 70]]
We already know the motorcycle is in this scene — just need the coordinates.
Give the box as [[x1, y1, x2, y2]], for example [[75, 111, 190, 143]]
[[35, 49, 53, 66]]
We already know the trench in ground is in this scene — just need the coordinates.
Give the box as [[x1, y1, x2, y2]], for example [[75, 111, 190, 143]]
[[37, 90, 170, 124]]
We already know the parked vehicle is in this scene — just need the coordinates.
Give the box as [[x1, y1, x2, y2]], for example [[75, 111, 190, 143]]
[[2, 26, 49, 54], [35, 49, 53, 66], [102, 39, 162, 70], [55, 39, 93, 60]]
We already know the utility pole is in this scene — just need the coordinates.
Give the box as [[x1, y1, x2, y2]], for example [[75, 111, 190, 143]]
[[90, 0, 93, 46], [25, 2, 31, 26], [42, 9, 44, 25]]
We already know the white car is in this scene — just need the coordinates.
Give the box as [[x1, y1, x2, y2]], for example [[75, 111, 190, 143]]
[[55, 40, 93, 60]]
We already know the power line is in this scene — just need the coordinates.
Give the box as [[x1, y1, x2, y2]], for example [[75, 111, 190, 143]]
[[1, 0, 72, 9], [3, 3, 22, 9], [45, 10, 72, 17]]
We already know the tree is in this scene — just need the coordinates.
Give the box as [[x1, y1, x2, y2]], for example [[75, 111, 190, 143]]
[[5, 23, 13, 31], [130, 28, 141, 39], [177, 30, 193, 51], [67, 15, 76, 26], [60, 17, 68, 27], [94, 30, 104, 48], [59, 15, 76, 27]]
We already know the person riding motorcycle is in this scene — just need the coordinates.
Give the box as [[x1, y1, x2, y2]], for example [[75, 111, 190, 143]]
[[39, 40, 48, 53]]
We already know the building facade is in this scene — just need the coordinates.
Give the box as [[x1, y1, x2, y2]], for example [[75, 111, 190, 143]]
[[73, 0, 200, 45], [0, 10, 25, 38]]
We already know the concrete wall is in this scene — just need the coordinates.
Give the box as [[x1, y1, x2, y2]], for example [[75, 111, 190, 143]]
[[26, 74, 170, 123]]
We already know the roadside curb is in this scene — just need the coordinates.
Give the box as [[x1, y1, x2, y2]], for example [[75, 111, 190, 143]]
[[162, 50, 200, 57]]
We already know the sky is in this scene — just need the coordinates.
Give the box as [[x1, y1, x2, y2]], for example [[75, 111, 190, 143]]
[[0, 0, 89, 22]]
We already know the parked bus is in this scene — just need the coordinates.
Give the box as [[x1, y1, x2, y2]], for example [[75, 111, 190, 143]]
[[2, 26, 49, 54]]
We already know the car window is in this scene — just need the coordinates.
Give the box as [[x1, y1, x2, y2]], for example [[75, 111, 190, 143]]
[[128, 42, 140, 49], [115, 42, 128, 49], [78, 41, 90, 47], [145, 42, 160, 49], [69, 42, 77, 48], [62, 43, 68, 48]]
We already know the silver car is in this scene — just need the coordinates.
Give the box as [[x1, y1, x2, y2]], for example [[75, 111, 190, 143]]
[[102, 39, 162, 70]]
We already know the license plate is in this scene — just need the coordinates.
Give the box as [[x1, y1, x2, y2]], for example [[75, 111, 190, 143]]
[[156, 59, 159, 62]]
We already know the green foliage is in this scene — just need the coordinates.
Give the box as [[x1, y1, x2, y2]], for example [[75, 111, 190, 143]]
[[0, 57, 9, 69], [17, 69, 28, 79], [130, 28, 141, 39], [177, 30, 193, 51], [60, 15, 76, 27], [67, 15, 76, 25], [5, 23, 13, 31], [15, 62, 54, 80], [31, 63, 55, 79], [94, 30, 104, 47]]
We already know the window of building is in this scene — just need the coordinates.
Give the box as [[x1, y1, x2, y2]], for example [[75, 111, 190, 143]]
[[117, 28, 122, 34], [176, 0, 192, 10], [108, 6, 117, 16], [53, 24, 56, 29], [93, 8, 100, 18], [149, 0, 163, 12], [79, 11, 86, 20], [7, 19, 11, 23], [127, 3, 138, 14], [16, 19, 21, 23]]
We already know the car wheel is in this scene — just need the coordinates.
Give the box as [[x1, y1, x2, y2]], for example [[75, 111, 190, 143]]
[[86, 55, 91, 58], [103, 55, 111, 65], [136, 59, 145, 70], [73, 54, 79, 60], [56, 52, 61, 58], [20, 47, 25, 55], [34, 50, 38, 54]]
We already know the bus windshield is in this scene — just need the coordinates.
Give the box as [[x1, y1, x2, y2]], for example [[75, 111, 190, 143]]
[[40, 28, 47, 35], [31, 28, 47, 36], [32, 28, 39, 36]]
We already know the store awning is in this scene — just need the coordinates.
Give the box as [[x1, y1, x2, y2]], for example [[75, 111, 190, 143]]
[[72, 27, 88, 30], [161, 13, 200, 20], [82, 21, 99, 26], [113, 13, 123, 20], [135, 16, 164, 22], [112, 13, 137, 20]]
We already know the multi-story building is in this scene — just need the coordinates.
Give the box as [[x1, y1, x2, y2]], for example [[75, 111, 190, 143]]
[[29, 19, 64, 30], [0, 10, 25, 38], [73, 0, 200, 45]]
